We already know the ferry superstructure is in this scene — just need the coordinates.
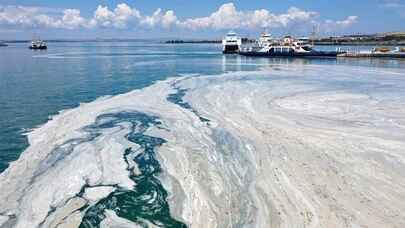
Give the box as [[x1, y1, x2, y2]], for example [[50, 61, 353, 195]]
[[222, 32, 242, 54], [296, 37, 313, 51], [257, 32, 275, 47]]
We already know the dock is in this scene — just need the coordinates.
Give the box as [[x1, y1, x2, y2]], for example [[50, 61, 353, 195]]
[[339, 52, 405, 58]]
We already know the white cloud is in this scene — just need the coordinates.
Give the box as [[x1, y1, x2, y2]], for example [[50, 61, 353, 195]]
[[179, 4, 319, 30], [192, 3, 243, 29], [380, 0, 405, 8], [0, 3, 358, 33], [93, 5, 115, 27], [140, 8, 178, 28], [335, 16, 358, 27], [61, 9, 86, 29], [380, 0, 405, 17], [114, 3, 141, 28], [0, 5, 89, 29], [161, 10, 178, 28], [0, 5, 43, 26], [323, 16, 358, 32], [92, 4, 141, 28], [179, 3, 317, 30]]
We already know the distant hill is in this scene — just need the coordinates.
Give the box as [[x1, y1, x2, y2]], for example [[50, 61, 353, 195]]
[[314, 31, 405, 45], [380, 32, 405, 36], [165, 38, 255, 44]]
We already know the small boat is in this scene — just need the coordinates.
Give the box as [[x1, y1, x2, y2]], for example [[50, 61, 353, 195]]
[[0, 42, 7, 47], [29, 39, 47, 50], [239, 35, 343, 58], [366, 46, 405, 54], [222, 31, 242, 54]]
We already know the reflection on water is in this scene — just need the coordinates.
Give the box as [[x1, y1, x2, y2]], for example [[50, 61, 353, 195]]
[[336, 57, 405, 68], [222, 55, 242, 72]]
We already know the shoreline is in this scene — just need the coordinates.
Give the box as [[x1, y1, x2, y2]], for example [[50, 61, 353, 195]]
[[165, 40, 405, 46], [2, 39, 405, 47]]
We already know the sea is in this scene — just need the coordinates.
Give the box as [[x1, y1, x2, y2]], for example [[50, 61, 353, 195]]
[[1, 41, 404, 172], [1, 41, 405, 227]]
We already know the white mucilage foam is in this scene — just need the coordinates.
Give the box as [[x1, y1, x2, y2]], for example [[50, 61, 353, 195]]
[[0, 64, 405, 228]]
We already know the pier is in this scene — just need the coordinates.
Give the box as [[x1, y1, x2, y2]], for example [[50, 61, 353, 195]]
[[339, 51, 405, 58]]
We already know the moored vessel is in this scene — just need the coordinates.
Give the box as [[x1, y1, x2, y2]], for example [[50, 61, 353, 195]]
[[239, 35, 342, 58], [29, 39, 47, 50], [222, 31, 242, 54]]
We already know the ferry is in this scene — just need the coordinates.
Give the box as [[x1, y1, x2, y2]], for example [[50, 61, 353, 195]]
[[29, 39, 47, 50], [222, 31, 242, 54], [239, 35, 342, 58]]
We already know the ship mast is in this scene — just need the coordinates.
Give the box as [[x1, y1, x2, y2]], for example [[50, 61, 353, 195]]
[[310, 25, 318, 46]]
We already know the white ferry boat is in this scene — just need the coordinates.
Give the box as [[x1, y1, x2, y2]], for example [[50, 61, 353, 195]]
[[240, 35, 342, 58], [222, 31, 242, 54], [29, 39, 47, 50]]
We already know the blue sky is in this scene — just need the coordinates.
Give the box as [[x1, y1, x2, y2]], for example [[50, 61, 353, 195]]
[[0, 0, 404, 39]]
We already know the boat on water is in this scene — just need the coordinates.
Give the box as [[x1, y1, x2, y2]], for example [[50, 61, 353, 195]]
[[239, 35, 343, 58], [222, 31, 242, 54], [0, 42, 7, 47], [29, 39, 47, 50]]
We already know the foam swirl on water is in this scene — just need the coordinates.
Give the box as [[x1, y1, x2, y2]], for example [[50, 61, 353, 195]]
[[1, 64, 405, 228]]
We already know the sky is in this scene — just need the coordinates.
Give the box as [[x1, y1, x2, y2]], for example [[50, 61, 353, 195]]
[[0, 0, 404, 40]]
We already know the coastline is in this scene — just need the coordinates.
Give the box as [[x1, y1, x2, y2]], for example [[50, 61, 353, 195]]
[[164, 40, 405, 46]]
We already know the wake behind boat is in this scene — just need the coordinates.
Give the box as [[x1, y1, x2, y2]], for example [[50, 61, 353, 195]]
[[239, 34, 343, 58]]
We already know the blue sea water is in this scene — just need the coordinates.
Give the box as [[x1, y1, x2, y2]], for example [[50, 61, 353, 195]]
[[0, 41, 405, 174]]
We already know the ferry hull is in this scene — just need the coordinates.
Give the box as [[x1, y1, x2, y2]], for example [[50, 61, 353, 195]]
[[239, 50, 341, 58], [29, 46, 47, 50], [223, 45, 240, 54], [339, 52, 405, 59]]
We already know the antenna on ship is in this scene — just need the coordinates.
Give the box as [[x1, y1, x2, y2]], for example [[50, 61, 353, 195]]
[[32, 33, 38, 42]]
